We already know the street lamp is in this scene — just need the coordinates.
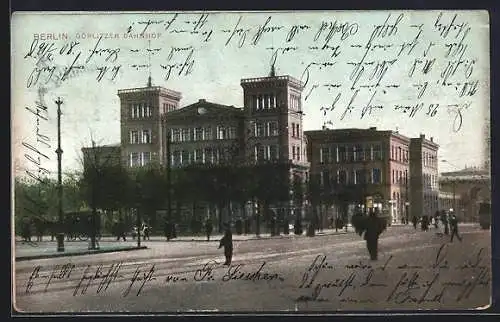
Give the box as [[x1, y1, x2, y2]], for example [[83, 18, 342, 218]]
[[55, 97, 65, 252]]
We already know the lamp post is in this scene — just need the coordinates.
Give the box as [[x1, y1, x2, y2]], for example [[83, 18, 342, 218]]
[[166, 131, 172, 240], [55, 97, 65, 252]]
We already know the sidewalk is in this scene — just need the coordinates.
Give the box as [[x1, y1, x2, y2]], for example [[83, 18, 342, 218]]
[[15, 241, 147, 261]]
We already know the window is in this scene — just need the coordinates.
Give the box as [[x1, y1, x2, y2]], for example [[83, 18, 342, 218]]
[[129, 152, 140, 167], [228, 126, 237, 139], [339, 146, 347, 162], [142, 129, 151, 144], [338, 169, 347, 184], [348, 145, 355, 161], [130, 130, 139, 144], [255, 145, 265, 161], [321, 170, 330, 187], [291, 123, 296, 137], [269, 145, 278, 160], [257, 95, 263, 109], [217, 126, 227, 140], [392, 170, 395, 184], [354, 144, 362, 161], [252, 95, 258, 110], [355, 169, 364, 184], [333, 145, 339, 163], [172, 151, 181, 167], [291, 146, 296, 160], [320, 147, 330, 164], [364, 145, 372, 161], [373, 144, 382, 160], [141, 152, 151, 166], [264, 94, 269, 109], [203, 127, 212, 140], [255, 122, 265, 137], [194, 149, 203, 163], [373, 168, 381, 184], [181, 150, 190, 165], [268, 121, 278, 136], [297, 147, 300, 161], [194, 128, 203, 141], [171, 129, 180, 142], [181, 128, 191, 142], [204, 148, 212, 163], [398, 147, 402, 162]]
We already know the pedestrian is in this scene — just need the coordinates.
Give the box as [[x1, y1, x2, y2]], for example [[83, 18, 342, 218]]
[[218, 223, 233, 266], [142, 222, 150, 240], [205, 217, 213, 241], [412, 215, 418, 230], [364, 209, 384, 261], [441, 210, 449, 235], [449, 213, 462, 242], [116, 218, 126, 241]]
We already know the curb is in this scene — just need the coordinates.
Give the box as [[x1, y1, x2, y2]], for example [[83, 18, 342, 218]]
[[15, 246, 148, 262], [144, 230, 349, 242]]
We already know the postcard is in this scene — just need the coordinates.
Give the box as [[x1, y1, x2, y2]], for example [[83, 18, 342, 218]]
[[11, 10, 491, 313]]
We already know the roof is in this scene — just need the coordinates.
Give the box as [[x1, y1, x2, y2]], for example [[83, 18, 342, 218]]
[[240, 75, 303, 89], [304, 127, 410, 141], [164, 99, 243, 118], [440, 167, 490, 181]]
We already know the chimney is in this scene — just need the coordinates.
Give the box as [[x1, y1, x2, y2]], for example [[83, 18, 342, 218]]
[[430, 137, 434, 142], [420, 134, 425, 139], [199, 99, 206, 103], [369, 127, 377, 130]]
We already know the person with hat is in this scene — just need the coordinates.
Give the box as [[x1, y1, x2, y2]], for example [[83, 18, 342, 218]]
[[218, 223, 233, 266]]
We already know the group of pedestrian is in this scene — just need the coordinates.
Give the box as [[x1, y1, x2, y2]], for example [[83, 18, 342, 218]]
[[411, 209, 462, 242]]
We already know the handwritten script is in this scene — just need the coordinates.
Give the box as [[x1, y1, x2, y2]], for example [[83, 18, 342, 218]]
[[20, 244, 489, 307], [16, 11, 488, 133]]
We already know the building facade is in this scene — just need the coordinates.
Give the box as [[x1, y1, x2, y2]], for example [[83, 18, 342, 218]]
[[439, 167, 490, 222], [409, 134, 439, 220], [81, 144, 121, 169], [118, 86, 182, 168], [305, 127, 411, 224]]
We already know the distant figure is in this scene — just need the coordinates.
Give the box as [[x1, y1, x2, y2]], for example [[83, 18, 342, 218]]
[[164, 219, 171, 241], [441, 211, 449, 235], [449, 213, 462, 242], [218, 223, 233, 265], [115, 219, 126, 241], [421, 216, 429, 231], [21, 217, 32, 242], [205, 218, 213, 241], [142, 223, 150, 240], [412, 215, 418, 230], [364, 209, 384, 261]]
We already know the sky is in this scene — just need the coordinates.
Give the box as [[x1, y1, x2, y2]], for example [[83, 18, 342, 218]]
[[11, 10, 490, 179]]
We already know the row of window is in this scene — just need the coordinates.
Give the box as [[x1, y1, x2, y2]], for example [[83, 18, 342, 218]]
[[252, 121, 279, 137], [254, 145, 279, 161], [391, 145, 409, 163], [423, 151, 438, 168], [319, 144, 383, 163], [171, 148, 233, 166], [392, 169, 409, 185], [423, 173, 438, 190], [291, 123, 300, 138], [290, 94, 301, 110], [251, 93, 278, 110], [170, 126, 237, 142], [162, 103, 176, 114], [291, 145, 302, 161], [320, 168, 382, 186], [129, 103, 153, 119], [129, 129, 152, 144], [129, 152, 151, 167]]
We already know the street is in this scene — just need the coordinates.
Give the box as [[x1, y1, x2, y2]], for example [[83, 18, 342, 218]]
[[13, 224, 491, 312]]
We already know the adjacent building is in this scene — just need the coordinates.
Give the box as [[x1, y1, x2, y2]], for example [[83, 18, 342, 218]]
[[305, 127, 411, 224], [81, 144, 121, 170], [409, 134, 439, 220]]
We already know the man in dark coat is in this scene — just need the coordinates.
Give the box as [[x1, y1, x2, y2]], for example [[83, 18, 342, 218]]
[[205, 218, 213, 241], [449, 213, 462, 242], [364, 210, 384, 261], [412, 215, 418, 230], [218, 223, 233, 266]]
